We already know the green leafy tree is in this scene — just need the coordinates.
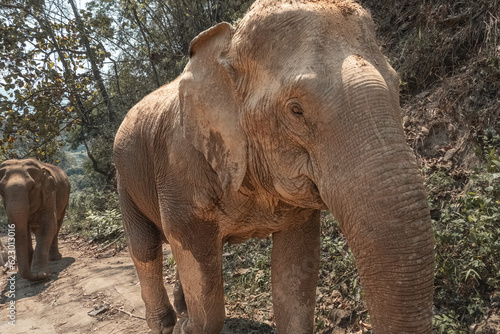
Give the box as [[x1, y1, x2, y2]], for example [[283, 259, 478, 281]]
[[0, 0, 117, 184], [0, 0, 91, 160], [86, 0, 253, 103]]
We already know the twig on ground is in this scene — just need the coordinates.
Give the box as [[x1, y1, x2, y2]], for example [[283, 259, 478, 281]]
[[118, 308, 146, 320], [100, 234, 124, 251]]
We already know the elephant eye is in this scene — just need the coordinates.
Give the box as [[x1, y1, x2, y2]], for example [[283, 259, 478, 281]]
[[287, 101, 304, 116]]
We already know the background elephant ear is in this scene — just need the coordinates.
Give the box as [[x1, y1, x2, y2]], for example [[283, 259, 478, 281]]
[[41, 167, 56, 206], [179, 22, 247, 192]]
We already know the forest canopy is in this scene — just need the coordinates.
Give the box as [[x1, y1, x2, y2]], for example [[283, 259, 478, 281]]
[[0, 0, 252, 185]]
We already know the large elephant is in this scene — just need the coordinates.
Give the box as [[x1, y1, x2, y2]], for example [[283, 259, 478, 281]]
[[0, 158, 70, 281], [114, 0, 435, 333]]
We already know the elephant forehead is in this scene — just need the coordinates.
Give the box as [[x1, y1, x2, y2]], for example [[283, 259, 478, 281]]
[[245, 0, 363, 23], [235, 1, 370, 56], [0, 159, 40, 180], [0, 170, 33, 182], [1, 159, 39, 168], [287, 71, 331, 91], [233, 12, 383, 92]]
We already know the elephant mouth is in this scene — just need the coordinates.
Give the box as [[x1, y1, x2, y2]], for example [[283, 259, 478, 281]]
[[272, 177, 326, 210]]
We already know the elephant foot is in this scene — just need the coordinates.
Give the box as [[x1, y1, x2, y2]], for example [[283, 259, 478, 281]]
[[19, 268, 50, 282], [150, 326, 174, 334], [49, 251, 62, 261], [29, 270, 51, 282], [29, 263, 51, 281], [172, 317, 224, 334], [173, 318, 189, 334], [147, 308, 177, 334], [21, 271, 50, 282]]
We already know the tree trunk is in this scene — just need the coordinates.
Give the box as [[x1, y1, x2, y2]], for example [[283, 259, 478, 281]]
[[127, 0, 162, 88], [68, 0, 117, 123]]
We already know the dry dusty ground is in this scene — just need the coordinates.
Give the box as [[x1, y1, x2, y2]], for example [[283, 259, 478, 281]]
[[0, 234, 273, 334], [2, 233, 498, 334]]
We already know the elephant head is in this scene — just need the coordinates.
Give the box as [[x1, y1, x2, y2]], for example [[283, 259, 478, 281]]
[[0, 158, 56, 280], [179, 1, 434, 332]]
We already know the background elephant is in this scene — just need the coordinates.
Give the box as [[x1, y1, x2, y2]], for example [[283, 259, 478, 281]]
[[0, 158, 70, 281], [114, 0, 434, 333]]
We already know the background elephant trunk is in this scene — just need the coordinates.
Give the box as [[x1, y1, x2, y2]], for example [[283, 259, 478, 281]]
[[5, 186, 33, 280], [317, 57, 434, 332]]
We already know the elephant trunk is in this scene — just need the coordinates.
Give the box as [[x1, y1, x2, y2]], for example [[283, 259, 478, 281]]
[[320, 152, 434, 332], [5, 190, 33, 281], [317, 56, 434, 333]]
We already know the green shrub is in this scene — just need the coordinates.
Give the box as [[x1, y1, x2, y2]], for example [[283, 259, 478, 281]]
[[64, 186, 124, 244], [0, 205, 7, 231], [222, 238, 273, 322], [82, 208, 123, 243], [315, 215, 365, 331], [433, 310, 466, 334], [430, 168, 500, 330]]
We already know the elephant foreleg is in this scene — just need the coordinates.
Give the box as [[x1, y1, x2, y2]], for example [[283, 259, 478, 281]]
[[49, 233, 62, 260], [31, 215, 57, 280], [271, 210, 321, 334], [168, 233, 225, 334], [122, 201, 176, 334]]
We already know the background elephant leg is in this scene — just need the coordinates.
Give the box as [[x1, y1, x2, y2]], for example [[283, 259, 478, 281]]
[[173, 270, 187, 317], [169, 236, 225, 334], [271, 211, 321, 334], [31, 218, 56, 280], [49, 216, 64, 261]]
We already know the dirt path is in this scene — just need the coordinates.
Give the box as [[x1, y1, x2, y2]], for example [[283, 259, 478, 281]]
[[0, 234, 278, 334], [0, 234, 154, 334]]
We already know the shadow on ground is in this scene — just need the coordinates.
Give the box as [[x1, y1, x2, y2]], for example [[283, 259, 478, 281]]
[[223, 317, 276, 333], [0, 256, 75, 303]]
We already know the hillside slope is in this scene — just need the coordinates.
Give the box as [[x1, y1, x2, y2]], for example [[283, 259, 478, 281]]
[[362, 0, 499, 169], [361, 1, 500, 332]]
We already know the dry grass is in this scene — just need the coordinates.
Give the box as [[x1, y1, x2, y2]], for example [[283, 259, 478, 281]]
[[362, 0, 500, 93]]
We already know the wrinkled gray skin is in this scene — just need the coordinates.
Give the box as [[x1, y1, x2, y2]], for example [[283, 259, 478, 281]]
[[114, 0, 434, 333], [0, 158, 70, 281]]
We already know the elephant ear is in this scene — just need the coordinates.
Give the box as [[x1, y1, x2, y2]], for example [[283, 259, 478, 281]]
[[179, 22, 247, 192]]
